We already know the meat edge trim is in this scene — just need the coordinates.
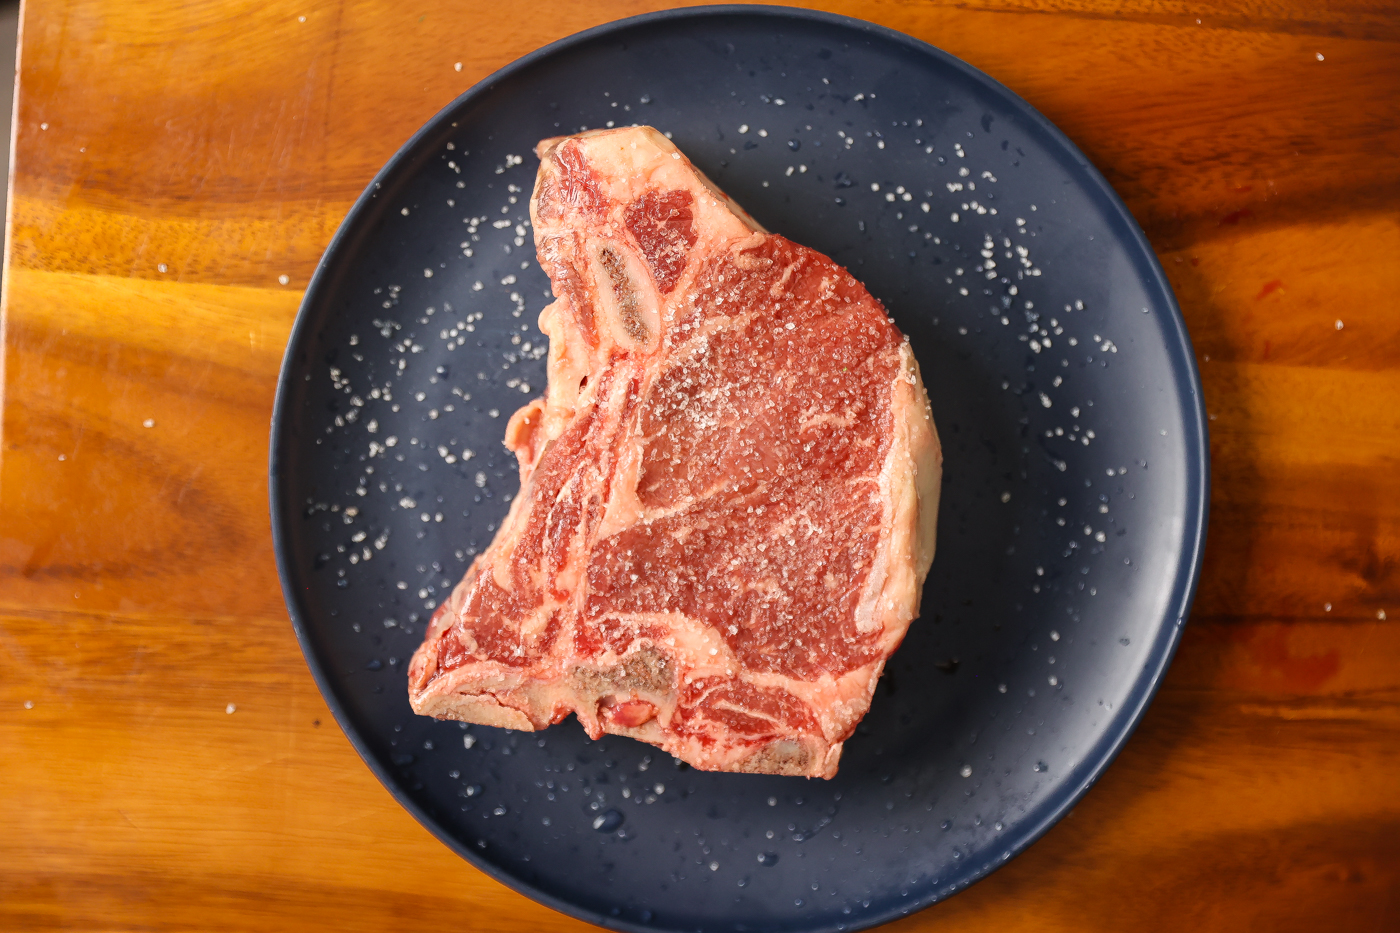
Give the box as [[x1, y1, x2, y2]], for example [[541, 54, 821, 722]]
[[406, 128, 942, 778]]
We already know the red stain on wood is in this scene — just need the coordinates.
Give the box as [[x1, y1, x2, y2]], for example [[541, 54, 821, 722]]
[[1245, 627, 1342, 692]]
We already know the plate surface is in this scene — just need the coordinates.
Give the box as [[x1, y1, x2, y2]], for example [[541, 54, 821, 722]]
[[270, 7, 1207, 932]]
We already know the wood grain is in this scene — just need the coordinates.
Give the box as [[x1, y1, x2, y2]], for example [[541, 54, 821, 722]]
[[2, 0, 1397, 929]]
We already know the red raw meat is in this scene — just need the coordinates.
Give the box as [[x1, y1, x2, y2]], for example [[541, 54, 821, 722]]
[[408, 127, 941, 778]]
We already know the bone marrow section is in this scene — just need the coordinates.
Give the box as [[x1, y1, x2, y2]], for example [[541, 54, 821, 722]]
[[408, 126, 941, 779], [596, 244, 652, 348]]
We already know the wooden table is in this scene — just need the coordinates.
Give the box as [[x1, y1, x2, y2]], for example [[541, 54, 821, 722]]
[[3, 1, 1397, 929]]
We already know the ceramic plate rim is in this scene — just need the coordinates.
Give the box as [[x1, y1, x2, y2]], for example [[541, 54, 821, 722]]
[[269, 6, 1209, 931]]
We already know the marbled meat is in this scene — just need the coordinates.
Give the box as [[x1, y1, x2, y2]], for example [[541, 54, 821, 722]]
[[408, 126, 941, 778]]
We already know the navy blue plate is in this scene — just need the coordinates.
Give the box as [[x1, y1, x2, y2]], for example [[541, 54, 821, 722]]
[[270, 7, 1207, 931]]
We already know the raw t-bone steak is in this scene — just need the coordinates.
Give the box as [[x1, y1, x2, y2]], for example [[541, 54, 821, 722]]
[[408, 127, 941, 778]]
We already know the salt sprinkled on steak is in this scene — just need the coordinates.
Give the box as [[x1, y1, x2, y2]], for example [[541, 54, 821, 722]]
[[408, 126, 941, 778]]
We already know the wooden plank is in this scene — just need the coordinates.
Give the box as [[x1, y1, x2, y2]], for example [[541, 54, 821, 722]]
[[3, 609, 1396, 930]]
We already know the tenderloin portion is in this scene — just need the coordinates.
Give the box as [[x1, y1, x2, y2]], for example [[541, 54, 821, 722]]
[[408, 126, 941, 778]]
